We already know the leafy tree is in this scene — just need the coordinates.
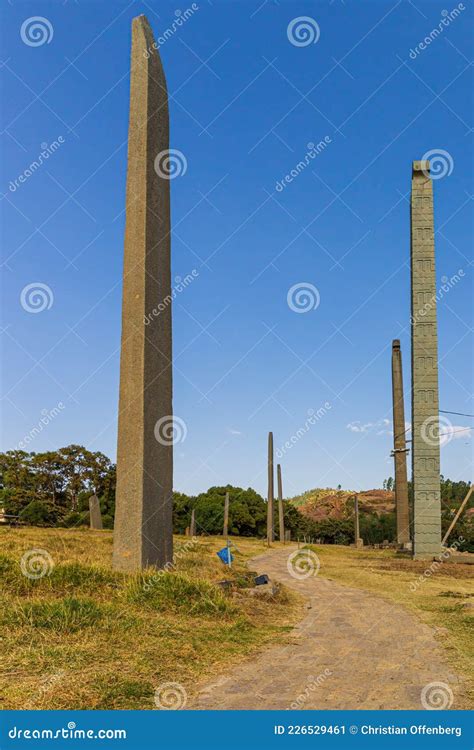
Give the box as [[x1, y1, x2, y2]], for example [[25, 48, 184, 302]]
[[172, 491, 195, 534], [193, 485, 267, 537], [360, 512, 396, 544]]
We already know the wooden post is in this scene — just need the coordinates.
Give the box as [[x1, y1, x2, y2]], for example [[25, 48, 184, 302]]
[[277, 463, 285, 543], [223, 491, 229, 537], [266, 432, 274, 545], [442, 485, 473, 545], [391, 340, 410, 545]]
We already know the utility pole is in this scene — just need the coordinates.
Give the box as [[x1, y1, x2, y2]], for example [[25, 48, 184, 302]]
[[267, 432, 274, 545], [391, 339, 410, 546], [277, 463, 285, 543]]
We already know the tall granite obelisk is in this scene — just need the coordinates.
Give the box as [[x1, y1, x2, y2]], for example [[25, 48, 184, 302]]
[[410, 160, 441, 559], [113, 16, 173, 571], [391, 340, 410, 546], [266, 432, 274, 544]]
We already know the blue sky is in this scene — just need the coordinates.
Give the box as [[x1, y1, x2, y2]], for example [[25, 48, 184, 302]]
[[1, 0, 472, 498]]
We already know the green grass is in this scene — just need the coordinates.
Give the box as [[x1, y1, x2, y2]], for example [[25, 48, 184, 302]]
[[0, 527, 301, 709], [8, 597, 104, 632]]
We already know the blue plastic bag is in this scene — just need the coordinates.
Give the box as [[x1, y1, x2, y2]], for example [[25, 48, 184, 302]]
[[216, 546, 233, 565]]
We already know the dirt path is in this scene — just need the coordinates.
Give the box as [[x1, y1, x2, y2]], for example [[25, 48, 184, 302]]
[[191, 546, 464, 710]]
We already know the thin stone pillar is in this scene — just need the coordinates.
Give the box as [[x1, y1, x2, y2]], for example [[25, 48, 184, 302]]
[[354, 495, 360, 546], [266, 432, 274, 544], [89, 494, 103, 530], [277, 464, 285, 543], [411, 160, 441, 559], [190, 509, 196, 537], [223, 492, 229, 537], [113, 16, 173, 571], [391, 340, 410, 546]]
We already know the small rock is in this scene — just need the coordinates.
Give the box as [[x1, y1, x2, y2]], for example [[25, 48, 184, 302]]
[[247, 582, 279, 598]]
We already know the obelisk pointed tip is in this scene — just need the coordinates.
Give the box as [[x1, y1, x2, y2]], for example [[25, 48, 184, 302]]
[[131, 14, 157, 50], [132, 14, 151, 28]]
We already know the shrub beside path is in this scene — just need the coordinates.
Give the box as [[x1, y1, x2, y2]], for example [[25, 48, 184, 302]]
[[190, 546, 465, 710]]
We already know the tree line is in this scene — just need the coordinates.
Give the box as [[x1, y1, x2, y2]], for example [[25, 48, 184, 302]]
[[0, 446, 116, 528], [0, 448, 471, 549]]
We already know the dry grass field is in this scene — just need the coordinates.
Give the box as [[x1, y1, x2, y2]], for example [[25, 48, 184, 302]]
[[1, 526, 472, 709], [0, 527, 301, 710]]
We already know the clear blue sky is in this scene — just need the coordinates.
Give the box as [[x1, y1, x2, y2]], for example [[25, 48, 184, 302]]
[[1, 0, 472, 498]]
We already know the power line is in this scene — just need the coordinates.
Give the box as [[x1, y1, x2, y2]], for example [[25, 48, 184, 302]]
[[440, 427, 472, 437], [394, 413, 473, 442], [405, 427, 472, 443], [440, 409, 474, 418]]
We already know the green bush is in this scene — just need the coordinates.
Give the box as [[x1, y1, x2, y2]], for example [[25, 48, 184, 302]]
[[19, 500, 54, 526], [62, 511, 88, 528]]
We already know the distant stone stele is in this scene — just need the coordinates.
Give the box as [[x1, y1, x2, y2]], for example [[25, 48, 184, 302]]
[[89, 494, 103, 530]]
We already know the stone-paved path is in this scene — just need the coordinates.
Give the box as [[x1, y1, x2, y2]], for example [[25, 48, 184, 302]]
[[191, 547, 463, 710]]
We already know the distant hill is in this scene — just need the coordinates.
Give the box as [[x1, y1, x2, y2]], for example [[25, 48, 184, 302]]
[[289, 488, 395, 521]]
